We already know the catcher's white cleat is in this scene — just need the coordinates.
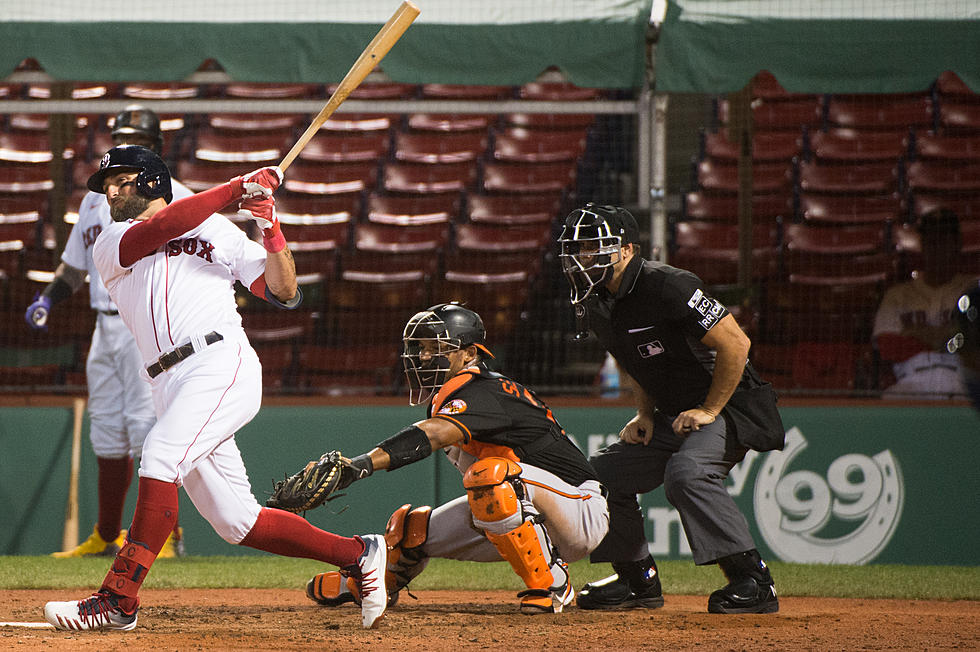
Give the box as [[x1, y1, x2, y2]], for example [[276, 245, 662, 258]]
[[44, 590, 138, 631], [353, 534, 388, 628]]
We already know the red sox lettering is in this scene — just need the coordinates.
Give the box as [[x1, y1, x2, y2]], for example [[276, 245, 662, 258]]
[[166, 238, 215, 263], [82, 224, 103, 249]]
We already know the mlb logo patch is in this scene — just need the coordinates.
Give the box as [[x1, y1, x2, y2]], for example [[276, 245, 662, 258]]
[[638, 340, 664, 358]]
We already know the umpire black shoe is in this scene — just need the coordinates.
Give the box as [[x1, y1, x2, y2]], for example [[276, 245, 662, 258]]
[[707, 576, 778, 614], [576, 559, 664, 611]]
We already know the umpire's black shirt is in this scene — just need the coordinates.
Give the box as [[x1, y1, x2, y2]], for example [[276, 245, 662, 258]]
[[583, 256, 744, 417]]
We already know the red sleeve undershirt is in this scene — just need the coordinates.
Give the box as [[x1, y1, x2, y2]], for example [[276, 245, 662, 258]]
[[118, 178, 243, 267]]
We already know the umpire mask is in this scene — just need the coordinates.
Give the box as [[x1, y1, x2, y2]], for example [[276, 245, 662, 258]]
[[558, 204, 637, 304], [401, 303, 492, 406]]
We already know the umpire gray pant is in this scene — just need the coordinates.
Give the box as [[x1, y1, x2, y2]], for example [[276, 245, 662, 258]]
[[588, 410, 756, 566]]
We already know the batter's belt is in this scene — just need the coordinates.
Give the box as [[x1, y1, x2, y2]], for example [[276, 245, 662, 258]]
[[146, 331, 223, 379]]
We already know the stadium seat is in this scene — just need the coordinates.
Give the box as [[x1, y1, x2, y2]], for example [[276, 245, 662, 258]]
[[938, 102, 980, 134], [518, 82, 603, 101], [277, 197, 353, 243], [0, 163, 54, 194], [0, 197, 40, 243], [908, 194, 979, 223], [327, 82, 416, 100], [796, 160, 898, 195], [122, 83, 200, 99], [783, 223, 890, 283], [905, 160, 980, 193], [682, 191, 790, 223], [342, 249, 438, 282], [670, 221, 780, 285], [807, 128, 908, 163], [465, 192, 562, 226], [893, 221, 980, 277], [694, 159, 792, 195], [798, 193, 902, 226], [283, 161, 378, 195], [491, 128, 587, 163], [433, 274, 530, 339], [393, 131, 488, 164], [0, 132, 75, 164], [717, 97, 824, 132], [910, 133, 980, 162], [192, 132, 291, 163], [825, 94, 935, 131], [366, 193, 459, 225], [481, 161, 577, 194], [407, 113, 494, 133], [205, 113, 306, 133], [353, 222, 449, 254], [0, 240, 24, 279], [791, 342, 863, 390], [760, 282, 883, 344], [420, 84, 512, 100], [701, 130, 801, 163], [324, 277, 427, 347], [297, 132, 390, 164], [934, 71, 976, 102], [295, 344, 401, 393], [455, 223, 551, 253], [382, 161, 476, 195], [320, 114, 397, 134], [224, 83, 321, 99], [502, 113, 595, 131], [176, 161, 253, 192]]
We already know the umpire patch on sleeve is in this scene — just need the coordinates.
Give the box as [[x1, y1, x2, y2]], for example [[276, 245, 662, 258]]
[[438, 399, 468, 415], [687, 289, 725, 330]]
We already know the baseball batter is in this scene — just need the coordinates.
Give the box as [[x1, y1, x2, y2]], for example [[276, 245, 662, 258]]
[[303, 303, 609, 614], [44, 145, 388, 631], [25, 106, 189, 559]]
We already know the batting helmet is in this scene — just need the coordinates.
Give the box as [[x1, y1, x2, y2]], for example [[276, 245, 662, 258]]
[[558, 204, 640, 304], [401, 303, 494, 405], [87, 145, 173, 204], [111, 104, 164, 153]]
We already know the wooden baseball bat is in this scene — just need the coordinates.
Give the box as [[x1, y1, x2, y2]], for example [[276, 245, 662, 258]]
[[278, 1, 420, 172], [61, 397, 85, 552]]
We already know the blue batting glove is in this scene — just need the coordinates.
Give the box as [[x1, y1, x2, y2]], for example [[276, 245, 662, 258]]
[[25, 293, 51, 331]]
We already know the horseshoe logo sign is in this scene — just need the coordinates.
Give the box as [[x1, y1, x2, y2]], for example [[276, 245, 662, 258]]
[[754, 427, 904, 564]]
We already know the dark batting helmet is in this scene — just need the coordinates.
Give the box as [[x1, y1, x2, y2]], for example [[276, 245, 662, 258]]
[[401, 302, 494, 405], [87, 145, 173, 204], [111, 104, 164, 153]]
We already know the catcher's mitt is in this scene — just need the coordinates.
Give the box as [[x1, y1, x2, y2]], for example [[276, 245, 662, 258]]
[[266, 451, 363, 513]]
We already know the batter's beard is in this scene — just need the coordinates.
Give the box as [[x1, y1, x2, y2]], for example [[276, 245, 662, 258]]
[[110, 194, 151, 222]]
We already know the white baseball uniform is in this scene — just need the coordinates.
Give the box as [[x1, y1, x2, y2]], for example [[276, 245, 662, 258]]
[[872, 273, 977, 398], [92, 187, 277, 544], [63, 181, 192, 458]]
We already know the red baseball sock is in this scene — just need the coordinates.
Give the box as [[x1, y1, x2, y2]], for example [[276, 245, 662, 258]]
[[96, 456, 133, 543], [240, 508, 365, 566], [101, 477, 178, 612]]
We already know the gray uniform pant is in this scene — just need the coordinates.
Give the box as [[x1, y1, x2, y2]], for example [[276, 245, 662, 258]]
[[589, 411, 755, 566]]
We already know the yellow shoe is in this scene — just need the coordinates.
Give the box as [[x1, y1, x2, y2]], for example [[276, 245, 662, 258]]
[[51, 525, 126, 558], [158, 527, 185, 558]]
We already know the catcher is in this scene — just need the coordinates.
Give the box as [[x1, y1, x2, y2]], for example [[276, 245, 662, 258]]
[[268, 303, 609, 614]]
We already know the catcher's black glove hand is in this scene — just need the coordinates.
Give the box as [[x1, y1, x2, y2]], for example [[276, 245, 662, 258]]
[[266, 451, 374, 513]]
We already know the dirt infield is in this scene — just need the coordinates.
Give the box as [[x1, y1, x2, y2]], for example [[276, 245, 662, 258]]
[[3, 589, 978, 650]]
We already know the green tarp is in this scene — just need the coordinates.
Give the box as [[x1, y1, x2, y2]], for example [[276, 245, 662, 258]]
[[656, 0, 980, 93]]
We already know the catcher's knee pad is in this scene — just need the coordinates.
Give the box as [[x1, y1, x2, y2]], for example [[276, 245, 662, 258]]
[[463, 457, 524, 531], [463, 458, 567, 594], [384, 503, 432, 593]]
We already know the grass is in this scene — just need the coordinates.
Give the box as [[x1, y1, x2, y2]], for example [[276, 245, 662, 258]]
[[1, 557, 977, 601]]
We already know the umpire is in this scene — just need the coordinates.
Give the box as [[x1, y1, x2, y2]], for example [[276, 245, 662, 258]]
[[557, 204, 785, 614]]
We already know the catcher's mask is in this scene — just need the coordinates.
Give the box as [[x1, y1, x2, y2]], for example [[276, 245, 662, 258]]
[[111, 104, 164, 154], [87, 144, 173, 205], [401, 302, 494, 406], [558, 203, 639, 304]]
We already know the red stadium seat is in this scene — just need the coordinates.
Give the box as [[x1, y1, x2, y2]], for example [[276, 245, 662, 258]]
[[176, 161, 253, 192], [518, 82, 603, 101], [393, 131, 488, 164], [797, 160, 898, 195], [0, 132, 75, 164], [320, 114, 397, 134], [382, 161, 476, 195], [296, 344, 401, 393], [327, 82, 416, 99], [825, 94, 934, 131], [433, 274, 530, 339], [502, 113, 595, 131], [122, 83, 200, 99], [938, 102, 980, 134], [205, 113, 306, 133], [492, 128, 587, 163], [798, 193, 902, 226], [908, 194, 979, 223], [718, 98, 824, 131], [297, 132, 389, 164], [192, 132, 291, 163], [911, 133, 980, 162], [0, 163, 54, 194], [0, 197, 40, 243], [905, 160, 980, 193], [420, 84, 512, 100], [465, 192, 562, 226], [283, 161, 378, 195], [353, 222, 449, 254], [670, 221, 780, 285], [224, 83, 320, 99], [366, 193, 459, 225], [407, 114, 494, 133], [695, 159, 792, 194], [761, 282, 883, 344], [455, 223, 551, 253], [935, 71, 977, 102], [481, 161, 577, 194], [682, 191, 791, 223], [702, 130, 802, 163], [808, 128, 908, 163]]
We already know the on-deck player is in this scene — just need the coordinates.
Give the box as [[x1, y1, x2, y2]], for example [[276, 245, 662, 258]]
[[26, 105, 189, 559], [303, 303, 609, 614], [43, 145, 388, 631]]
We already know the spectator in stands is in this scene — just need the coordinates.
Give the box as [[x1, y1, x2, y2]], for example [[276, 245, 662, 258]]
[[872, 209, 978, 399]]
